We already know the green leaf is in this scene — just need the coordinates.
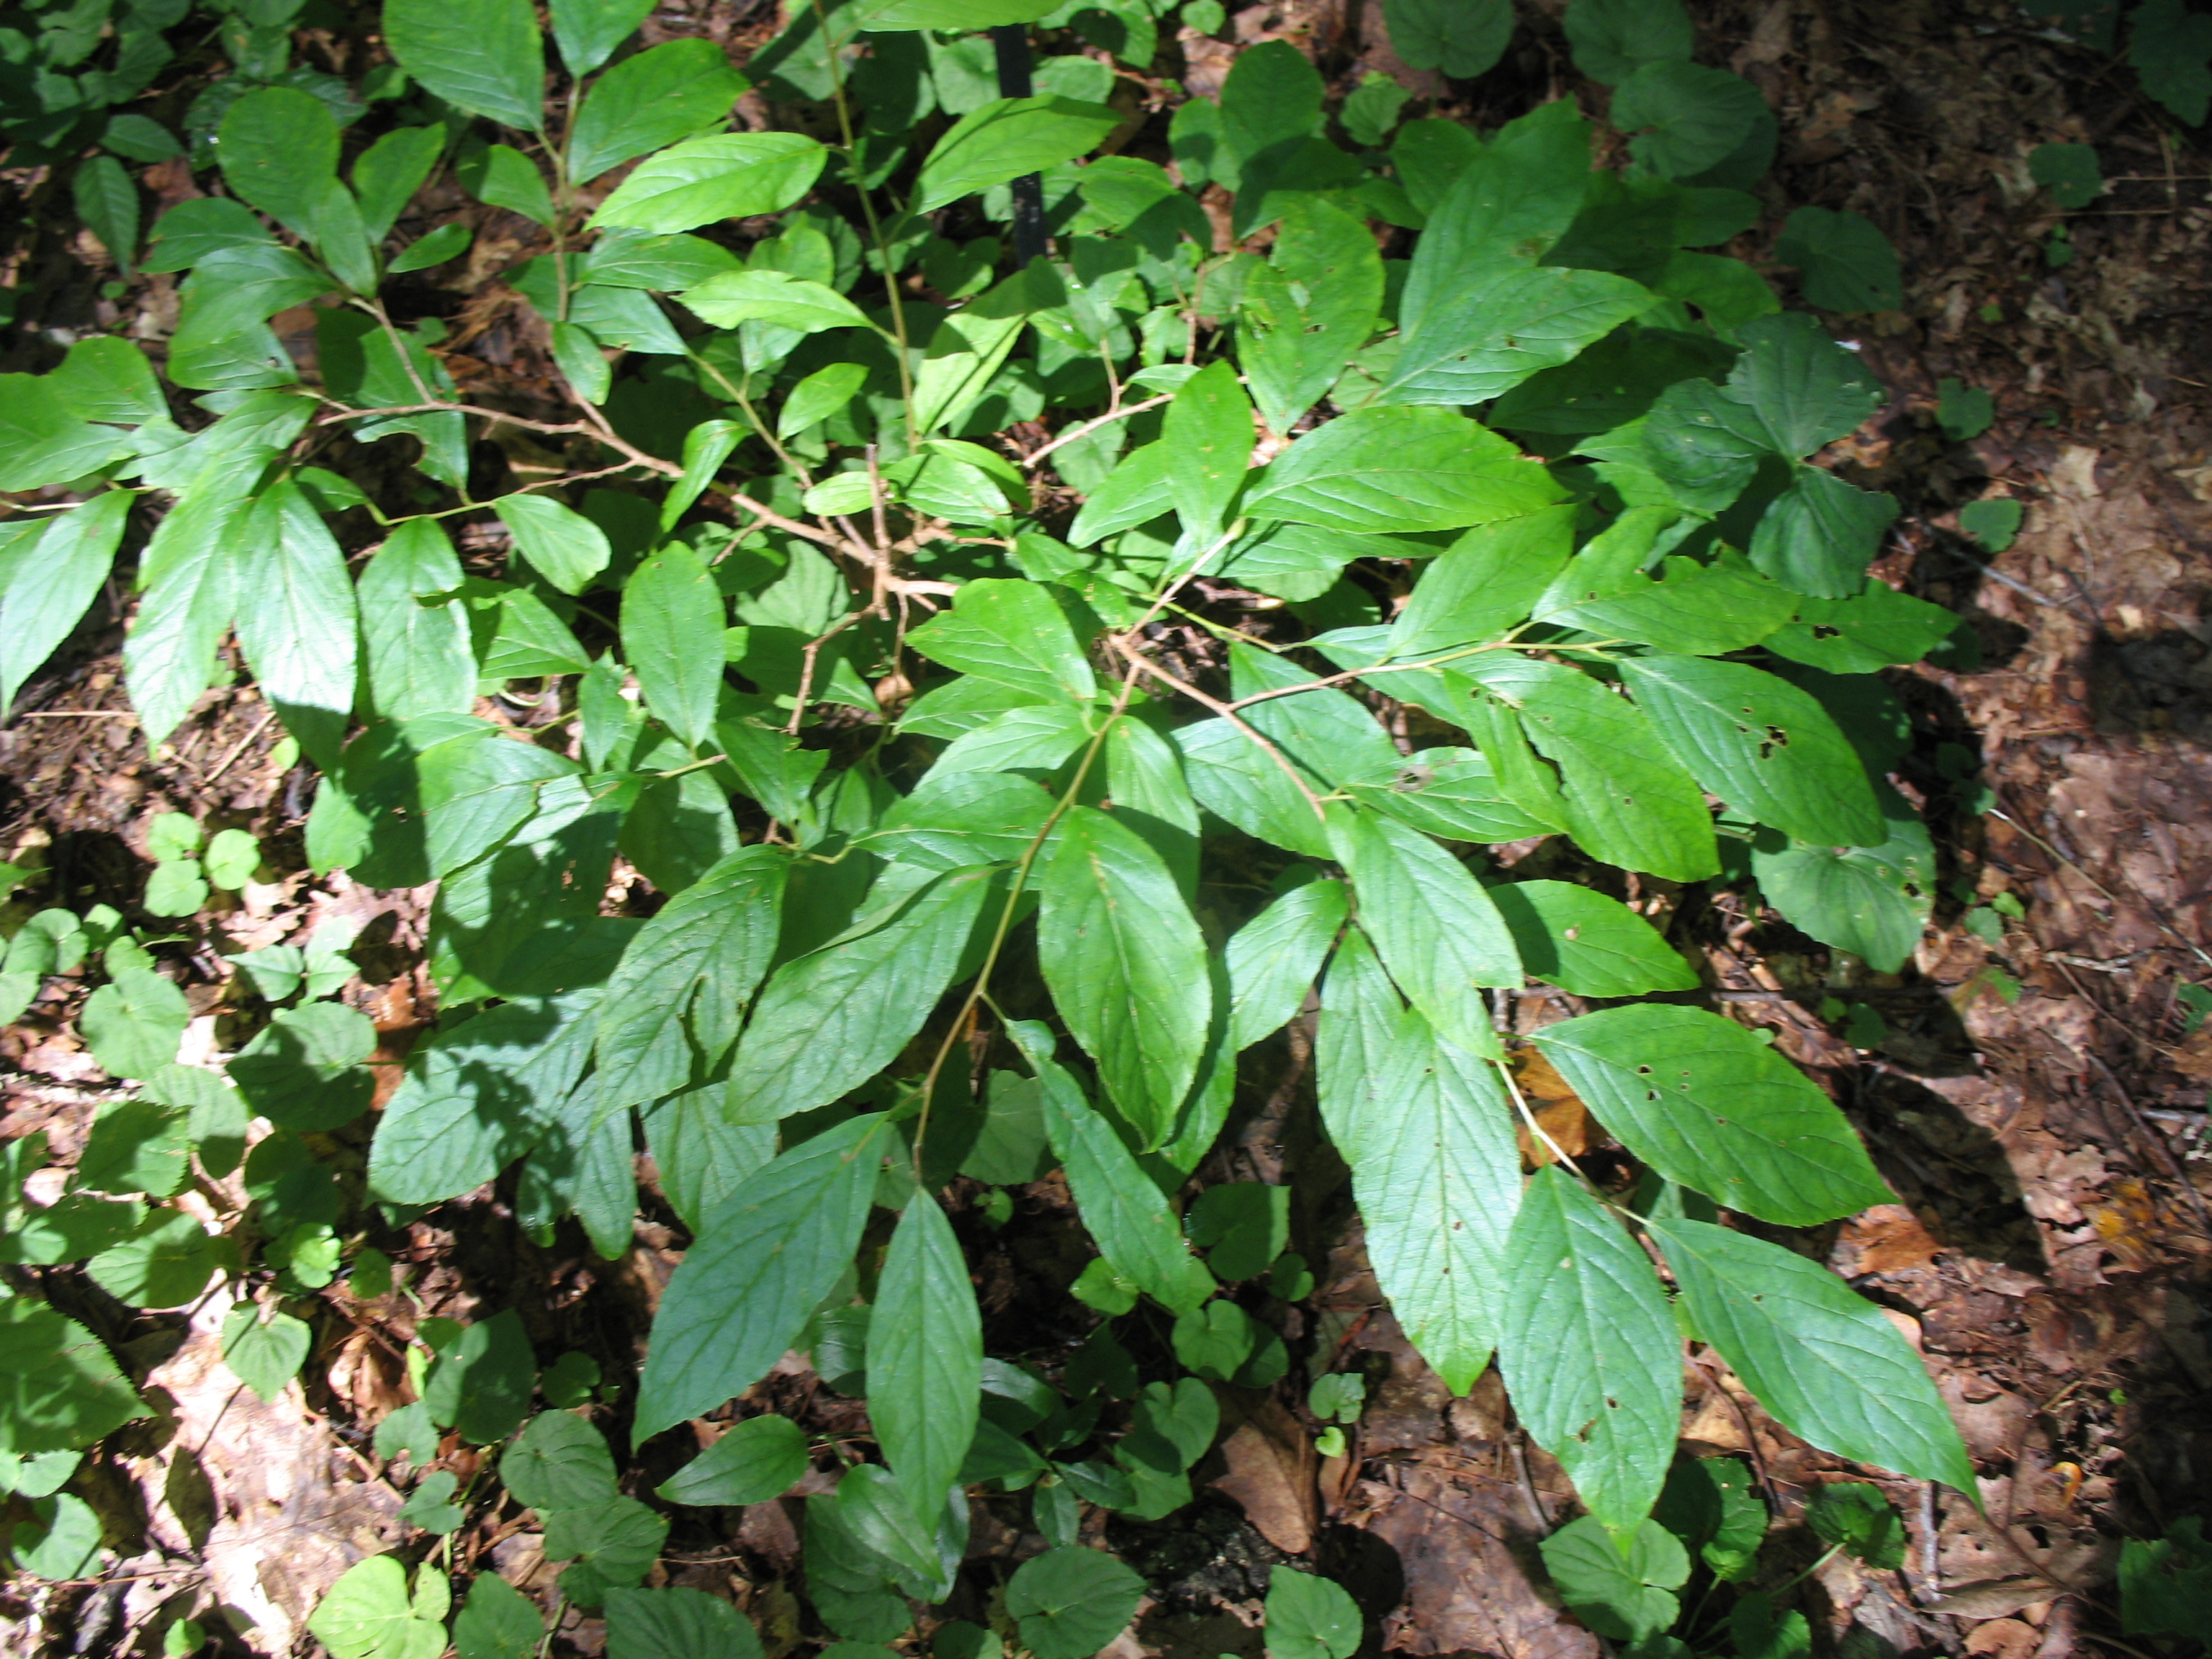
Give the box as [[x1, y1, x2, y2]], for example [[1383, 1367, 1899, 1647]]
[[1774, 206, 1903, 314], [1264, 1568, 1363, 1659], [590, 133, 827, 233], [1490, 879, 1697, 997], [1611, 62, 1768, 181], [871, 1197, 981, 1516], [144, 198, 277, 273], [606, 1586, 765, 1659], [2028, 140, 2103, 210], [779, 362, 869, 439], [102, 114, 184, 164], [595, 846, 786, 1110], [0, 1300, 144, 1455], [2131, 0, 2212, 125], [658, 1413, 809, 1507], [12, 1488, 102, 1580], [914, 96, 1121, 213], [622, 544, 724, 750], [1328, 807, 1519, 1058], [642, 1089, 775, 1234], [1959, 496, 2022, 554], [0, 372, 136, 491], [1805, 1481, 1905, 1568], [89, 1210, 238, 1308], [1401, 100, 1591, 325], [360, 519, 476, 722], [461, 143, 556, 226], [1246, 406, 1565, 534], [1563, 0, 1694, 83], [502, 1410, 619, 1511], [231, 1001, 377, 1132], [0, 490, 131, 713], [495, 493, 612, 595], [680, 269, 871, 332], [1039, 806, 1213, 1146], [1231, 642, 1402, 791], [1021, 1038, 1209, 1313], [233, 480, 359, 764], [1241, 197, 1385, 436], [1649, 1218, 1975, 1491], [1383, 0, 1513, 77], [1225, 878, 1346, 1051], [550, 0, 655, 76], [50, 336, 163, 424], [218, 87, 340, 241], [1384, 264, 1655, 407], [1498, 1168, 1680, 1534], [1751, 789, 1933, 973], [388, 220, 474, 274], [544, 1496, 668, 1601], [909, 277, 1038, 435], [353, 125, 448, 243], [78, 1097, 192, 1197], [727, 868, 994, 1124], [1460, 654, 1719, 881], [908, 579, 1097, 704], [221, 1305, 311, 1402], [1748, 464, 1899, 599], [454, 1572, 544, 1659], [856, 0, 1060, 25], [79, 965, 189, 1079], [587, 230, 741, 292], [1539, 1516, 1688, 1641], [1187, 1182, 1289, 1282], [1619, 655, 1885, 846], [1533, 1004, 1890, 1224], [1317, 940, 1520, 1393], [1342, 747, 1554, 842], [423, 1309, 538, 1445], [634, 1115, 886, 1438], [383, 0, 547, 132], [74, 156, 140, 274], [1172, 716, 1332, 858], [570, 40, 748, 181], [204, 828, 261, 889], [1390, 506, 1575, 656], [1006, 1548, 1146, 1659], [1935, 377, 1995, 443], [1161, 359, 1254, 541]]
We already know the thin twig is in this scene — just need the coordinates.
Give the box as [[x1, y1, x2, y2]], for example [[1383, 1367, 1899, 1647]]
[[201, 709, 275, 786], [1020, 392, 1176, 469]]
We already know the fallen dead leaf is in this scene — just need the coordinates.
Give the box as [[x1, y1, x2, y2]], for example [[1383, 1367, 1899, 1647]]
[[1210, 1393, 1317, 1555]]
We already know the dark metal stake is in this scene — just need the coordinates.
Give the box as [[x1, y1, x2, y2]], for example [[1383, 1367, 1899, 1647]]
[[989, 23, 1048, 269]]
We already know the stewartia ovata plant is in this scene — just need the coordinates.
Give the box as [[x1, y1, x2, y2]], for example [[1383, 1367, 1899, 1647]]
[[0, 0, 1972, 1646]]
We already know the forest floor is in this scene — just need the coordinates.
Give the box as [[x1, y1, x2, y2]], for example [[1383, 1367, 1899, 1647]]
[[3, 0, 2211, 1656]]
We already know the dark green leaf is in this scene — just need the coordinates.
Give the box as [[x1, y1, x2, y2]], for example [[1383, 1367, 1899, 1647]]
[[1385, 264, 1655, 407], [1748, 464, 1899, 599], [1225, 878, 1346, 1051], [605, 1586, 765, 1659], [1611, 63, 1768, 181], [1007, 1548, 1146, 1659], [1619, 655, 1885, 846], [1767, 583, 1956, 674], [641, 1089, 775, 1233], [908, 579, 1098, 704], [550, 0, 654, 76], [384, 0, 547, 131], [1539, 1516, 1688, 1641], [1490, 879, 1697, 997], [49, 336, 163, 424], [1499, 1169, 1679, 1533], [1383, 0, 1513, 77], [220, 1305, 311, 1402], [231, 1001, 377, 1132], [1650, 1218, 1975, 1491], [1805, 1481, 1906, 1569], [1039, 806, 1213, 1146], [1750, 789, 1933, 973], [1774, 206, 1903, 314], [0, 490, 131, 713], [658, 1413, 809, 1507], [570, 40, 747, 181], [454, 1573, 544, 1659], [1390, 506, 1576, 657], [501, 1410, 619, 1511], [623, 543, 724, 750], [544, 1495, 669, 1601], [353, 124, 448, 243], [0, 1300, 144, 1455], [0, 372, 137, 492], [78, 1096, 192, 1197], [1264, 1568, 1362, 1659], [914, 96, 1121, 213], [1328, 806, 1519, 1057], [726, 868, 993, 1124], [1246, 406, 1565, 534], [1563, 0, 1694, 83], [590, 133, 827, 233], [1242, 198, 1385, 436], [2131, 0, 2212, 125], [1532, 1004, 1890, 1225], [423, 1309, 537, 1444], [871, 1197, 981, 1517], [88, 1210, 237, 1308], [634, 1115, 886, 1438], [74, 156, 140, 274], [218, 87, 340, 240]]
